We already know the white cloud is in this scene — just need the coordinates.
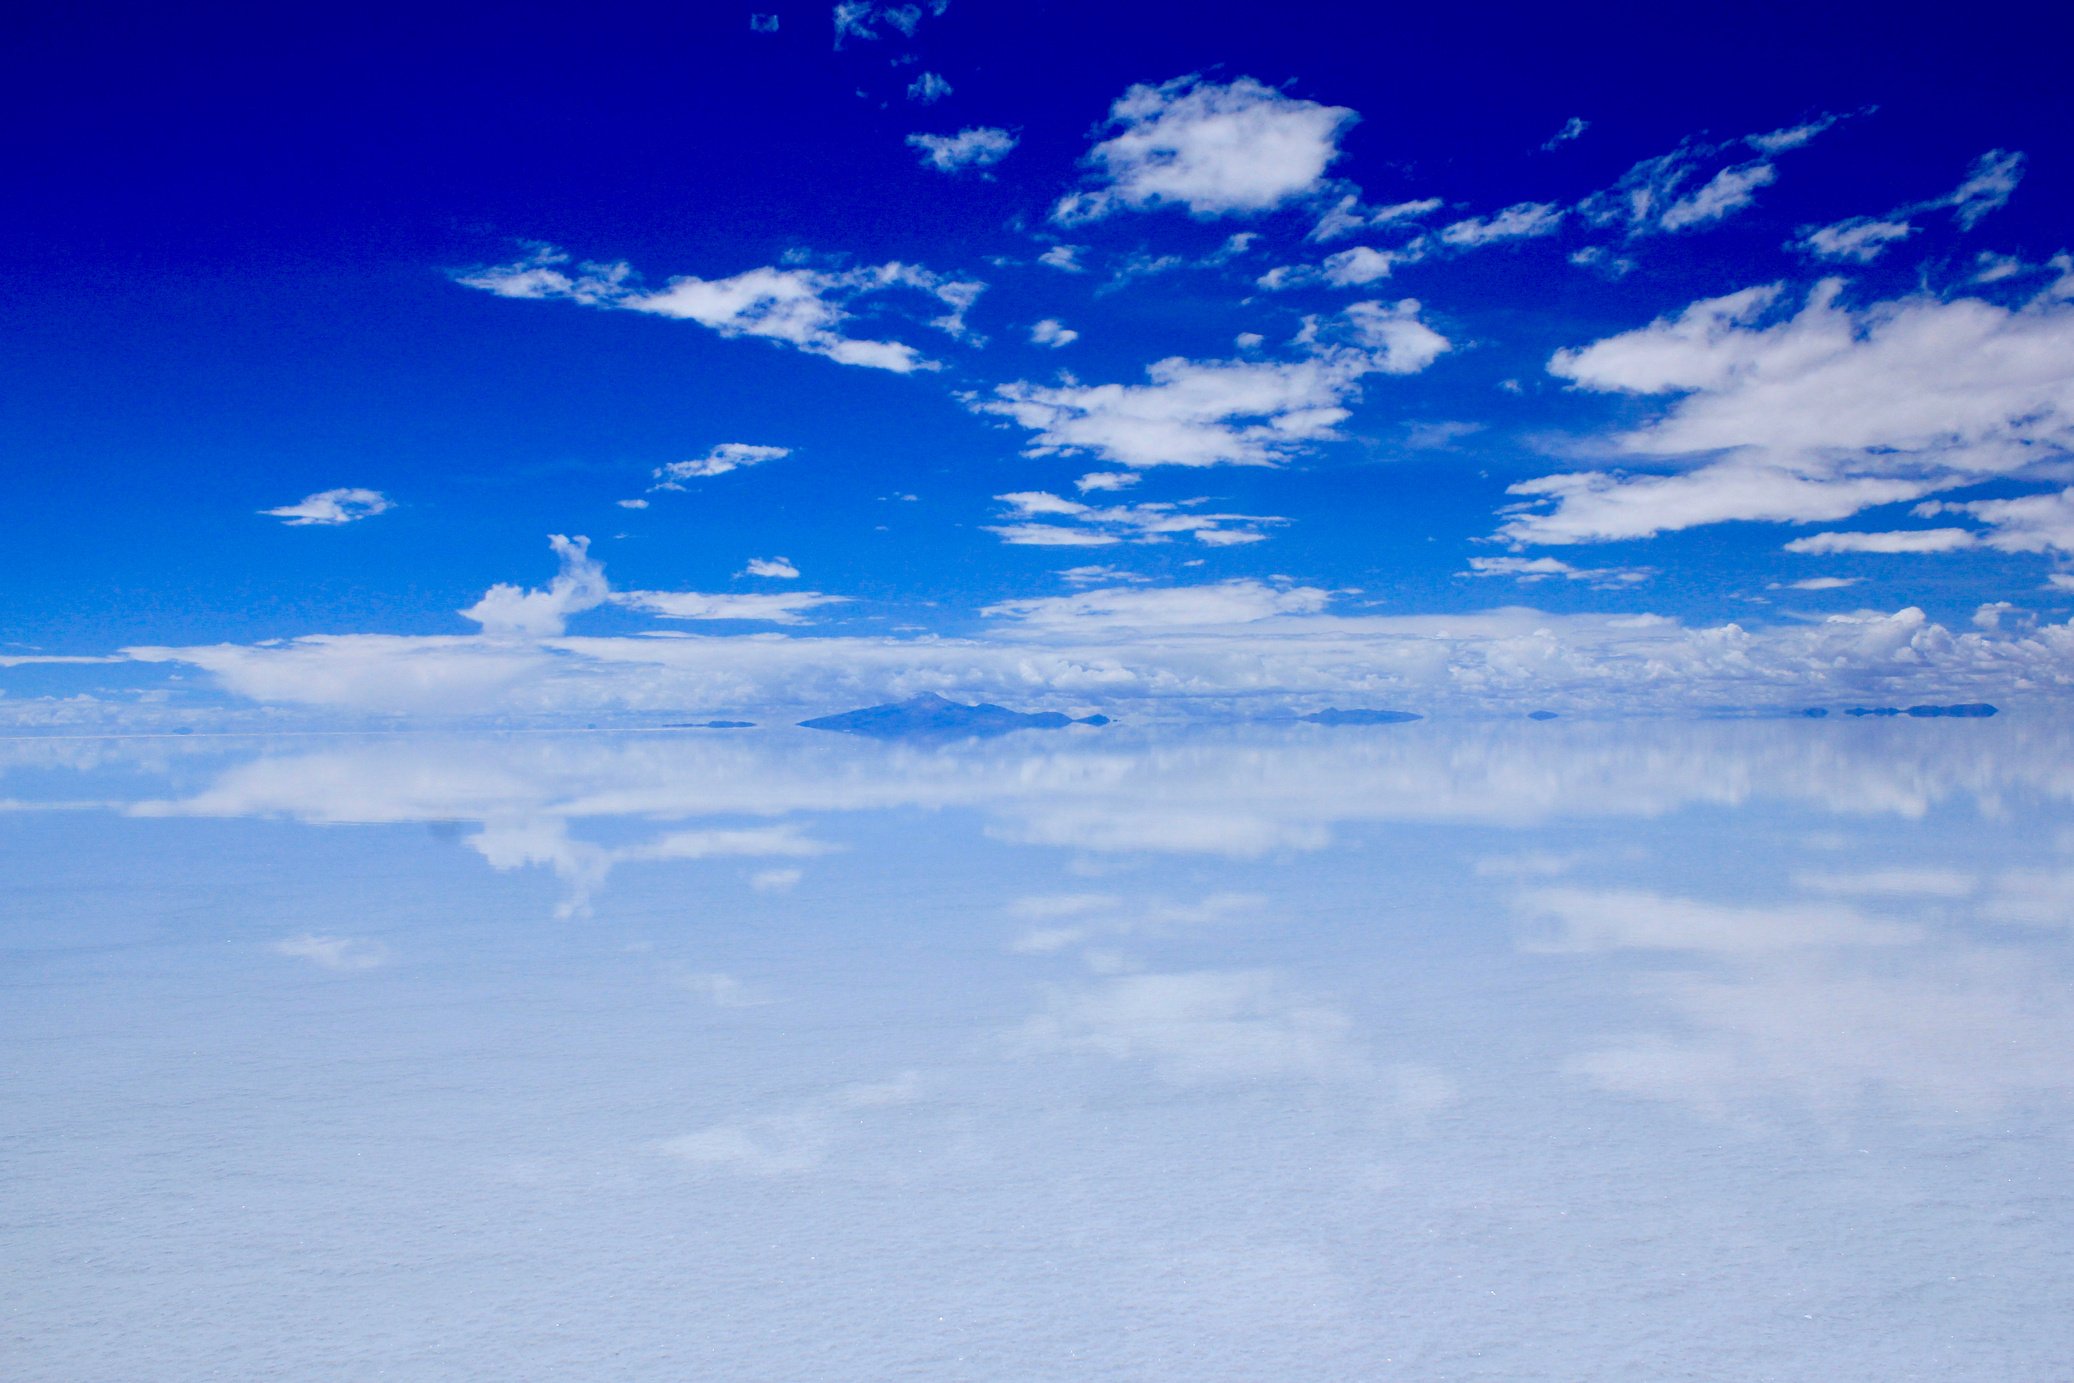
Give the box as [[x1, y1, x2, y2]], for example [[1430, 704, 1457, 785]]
[[973, 301, 1445, 471], [613, 589, 848, 624], [617, 498, 649, 510], [1058, 564, 1147, 586], [457, 534, 844, 642], [1030, 318, 1078, 347], [907, 126, 1017, 172], [1795, 218, 1915, 263], [1771, 576, 1862, 591], [740, 556, 801, 579], [986, 492, 1285, 548], [1054, 75, 1356, 222], [652, 443, 790, 487], [1502, 280, 2074, 544], [1321, 245, 1406, 284], [1783, 528, 1978, 555], [1795, 149, 2027, 263], [461, 534, 611, 638], [1948, 149, 2027, 229], [749, 13, 778, 32], [1657, 161, 1776, 230], [457, 244, 980, 373], [906, 70, 951, 104], [832, 2, 937, 47], [1542, 116, 1589, 150], [1916, 486, 2074, 555], [1036, 244, 1085, 272], [1517, 886, 1920, 953], [750, 867, 803, 892], [261, 488, 391, 526], [1462, 555, 1651, 588], [1075, 471, 1138, 492], [272, 934, 388, 970], [1438, 202, 1564, 246], [982, 578, 1328, 631], [1579, 117, 1848, 240], [1308, 194, 1441, 243]]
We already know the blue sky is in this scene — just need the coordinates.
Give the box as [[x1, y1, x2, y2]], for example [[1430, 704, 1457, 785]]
[[6, 1, 2074, 720]]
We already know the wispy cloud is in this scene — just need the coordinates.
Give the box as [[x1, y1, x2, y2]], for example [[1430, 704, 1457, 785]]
[[457, 244, 981, 373]]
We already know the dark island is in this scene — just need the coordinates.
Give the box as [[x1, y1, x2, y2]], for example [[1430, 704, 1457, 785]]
[[1299, 708, 1424, 726], [1841, 703, 1999, 718], [799, 693, 1110, 740]]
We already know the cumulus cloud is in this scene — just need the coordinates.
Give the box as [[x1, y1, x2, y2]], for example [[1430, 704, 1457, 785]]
[[461, 535, 612, 638], [1054, 75, 1356, 222], [109, 596, 2074, 721], [1462, 555, 1652, 588], [740, 556, 801, 579], [1795, 149, 2027, 262], [908, 126, 1016, 172], [1030, 318, 1078, 347], [971, 301, 1448, 469], [986, 491, 1286, 547], [457, 534, 845, 641], [261, 488, 391, 526], [457, 244, 980, 373], [1500, 279, 2074, 544]]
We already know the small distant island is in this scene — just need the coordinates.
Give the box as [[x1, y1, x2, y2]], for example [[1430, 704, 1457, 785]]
[[799, 693, 1110, 740], [1527, 710, 1560, 720], [1841, 703, 2000, 718], [1299, 708, 1424, 726]]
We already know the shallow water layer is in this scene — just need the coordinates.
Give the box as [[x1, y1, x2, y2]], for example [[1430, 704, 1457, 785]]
[[3, 717, 2070, 1380]]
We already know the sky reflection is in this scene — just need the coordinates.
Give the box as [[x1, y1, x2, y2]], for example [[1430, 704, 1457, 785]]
[[3, 718, 2069, 1378]]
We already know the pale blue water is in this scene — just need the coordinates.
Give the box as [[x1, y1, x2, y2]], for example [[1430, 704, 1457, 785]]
[[4, 718, 2070, 1379]]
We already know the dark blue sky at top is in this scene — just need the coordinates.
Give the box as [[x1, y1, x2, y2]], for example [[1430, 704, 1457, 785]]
[[4, 0, 2069, 653]]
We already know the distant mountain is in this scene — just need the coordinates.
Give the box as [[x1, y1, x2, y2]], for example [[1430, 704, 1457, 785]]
[[1299, 708, 1424, 726], [1842, 704, 1999, 718], [799, 693, 1110, 740]]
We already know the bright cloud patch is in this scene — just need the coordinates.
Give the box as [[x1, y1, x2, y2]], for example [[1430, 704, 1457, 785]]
[[1501, 279, 2074, 544], [986, 491, 1286, 547], [458, 534, 843, 639], [973, 302, 1448, 469], [1030, 318, 1078, 347], [908, 127, 1017, 172], [457, 245, 981, 373], [1055, 75, 1356, 222], [740, 557, 801, 579], [1463, 555, 1652, 587], [653, 443, 791, 488], [262, 488, 391, 526]]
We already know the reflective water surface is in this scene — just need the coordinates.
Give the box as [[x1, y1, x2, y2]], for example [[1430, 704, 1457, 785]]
[[4, 717, 2071, 1379]]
